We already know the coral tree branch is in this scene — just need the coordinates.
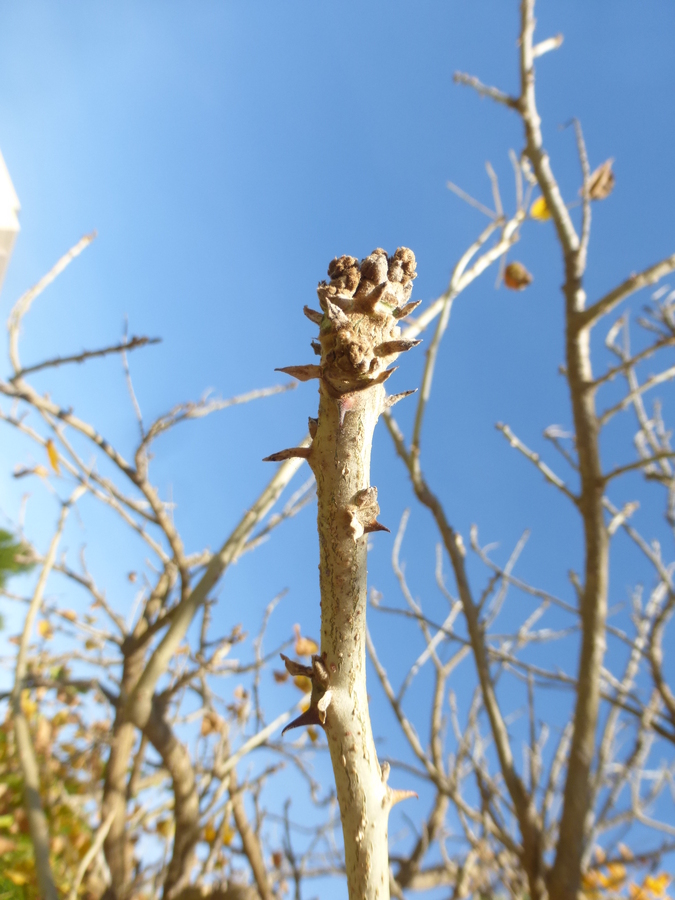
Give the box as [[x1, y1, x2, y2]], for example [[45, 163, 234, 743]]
[[269, 248, 419, 900]]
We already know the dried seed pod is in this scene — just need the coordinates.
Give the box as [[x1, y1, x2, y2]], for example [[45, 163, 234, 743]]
[[504, 262, 533, 291], [586, 158, 615, 201]]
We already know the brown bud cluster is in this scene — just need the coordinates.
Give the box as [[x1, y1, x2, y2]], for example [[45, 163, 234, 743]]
[[312, 247, 418, 396]]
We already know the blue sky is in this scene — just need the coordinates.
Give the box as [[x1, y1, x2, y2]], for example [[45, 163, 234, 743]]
[[1, 0, 675, 891]]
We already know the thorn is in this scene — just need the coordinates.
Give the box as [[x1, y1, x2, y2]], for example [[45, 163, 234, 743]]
[[354, 281, 393, 314], [385, 389, 417, 409], [381, 761, 391, 784], [282, 707, 323, 735], [308, 417, 318, 439], [363, 521, 390, 535], [275, 364, 322, 382], [324, 298, 350, 328], [280, 653, 312, 678], [303, 306, 323, 326], [263, 447, 312, 462], [393, 299, 422, 319], [370, 367, 398, 386], [389, 788, 418, 808], [311, 340, 322, 356], [375, 339, 421, 357]]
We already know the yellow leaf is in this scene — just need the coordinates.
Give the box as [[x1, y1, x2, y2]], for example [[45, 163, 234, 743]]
[[294, 624, 318, 657], [46, 439, 61, 475], [307, 726, 319, 743], [156, 818, 172, 837], [530, 195, 552, 221], [604, 863, 626, 890], [644, 875, 671, 898], [582, 870, 602, 891], [21, 691, 37, 717], [203, 823, 217, 843], [34, 464, 50, 478], [61, 610, 77, 622], [38, 619, 54, 639], [6, 871, 30, 886], [222, 825, 236, 846]]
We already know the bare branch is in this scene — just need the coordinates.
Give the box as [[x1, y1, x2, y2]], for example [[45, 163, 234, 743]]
[[580, 252, 675, 329], [10, 335, 160, 383], [453, 71, 519, 109], [8, 232, 96, 375], [496, 422, 578, 503]]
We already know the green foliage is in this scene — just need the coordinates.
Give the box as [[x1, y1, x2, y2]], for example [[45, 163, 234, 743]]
[[0, 702, 103, 898], [0, 530, 34, 631], [0, 530, 33, 589]]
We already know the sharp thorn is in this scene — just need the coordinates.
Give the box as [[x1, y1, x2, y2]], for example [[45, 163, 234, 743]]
[[375, 339, 421, 357], [389, 788, 418, 807], [370, 366, 398, 386], [385, 389, 417, 409], [324, 297, 350, 328], [282, 706, 323, 735], [393, 299, 422, 319], [308, 416, 318, 439], [275, 365, 322, 382], [354, 281, 393, 313], [263, 447, 312, 462], [363, 521, 391, 535], [280, 653, 313, 677], [303, 306, 324, 326], [311, 340, 322, 356]]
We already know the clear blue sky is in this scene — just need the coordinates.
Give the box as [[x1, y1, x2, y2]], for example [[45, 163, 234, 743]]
[[1, 1, 674, 890]]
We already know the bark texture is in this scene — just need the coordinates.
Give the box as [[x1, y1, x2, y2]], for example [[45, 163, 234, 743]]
[[271, 248, 419, 900]]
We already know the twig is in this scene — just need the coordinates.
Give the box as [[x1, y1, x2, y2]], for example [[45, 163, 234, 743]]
[[446, 181, 496, 219], [496, 422, 578, 503], [68, 810, 116, 900], [580, 253, 675, 330], [453, 72, 518, 109], [122, 317, 147, 439], [10, 335, 160, 383], [8, 233, 96, 375]]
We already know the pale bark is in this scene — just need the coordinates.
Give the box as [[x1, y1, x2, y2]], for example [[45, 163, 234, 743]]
[[270, 248, 420, 900]]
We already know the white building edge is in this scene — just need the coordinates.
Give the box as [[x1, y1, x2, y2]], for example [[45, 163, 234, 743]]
[[0, 150, 20, 293]]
